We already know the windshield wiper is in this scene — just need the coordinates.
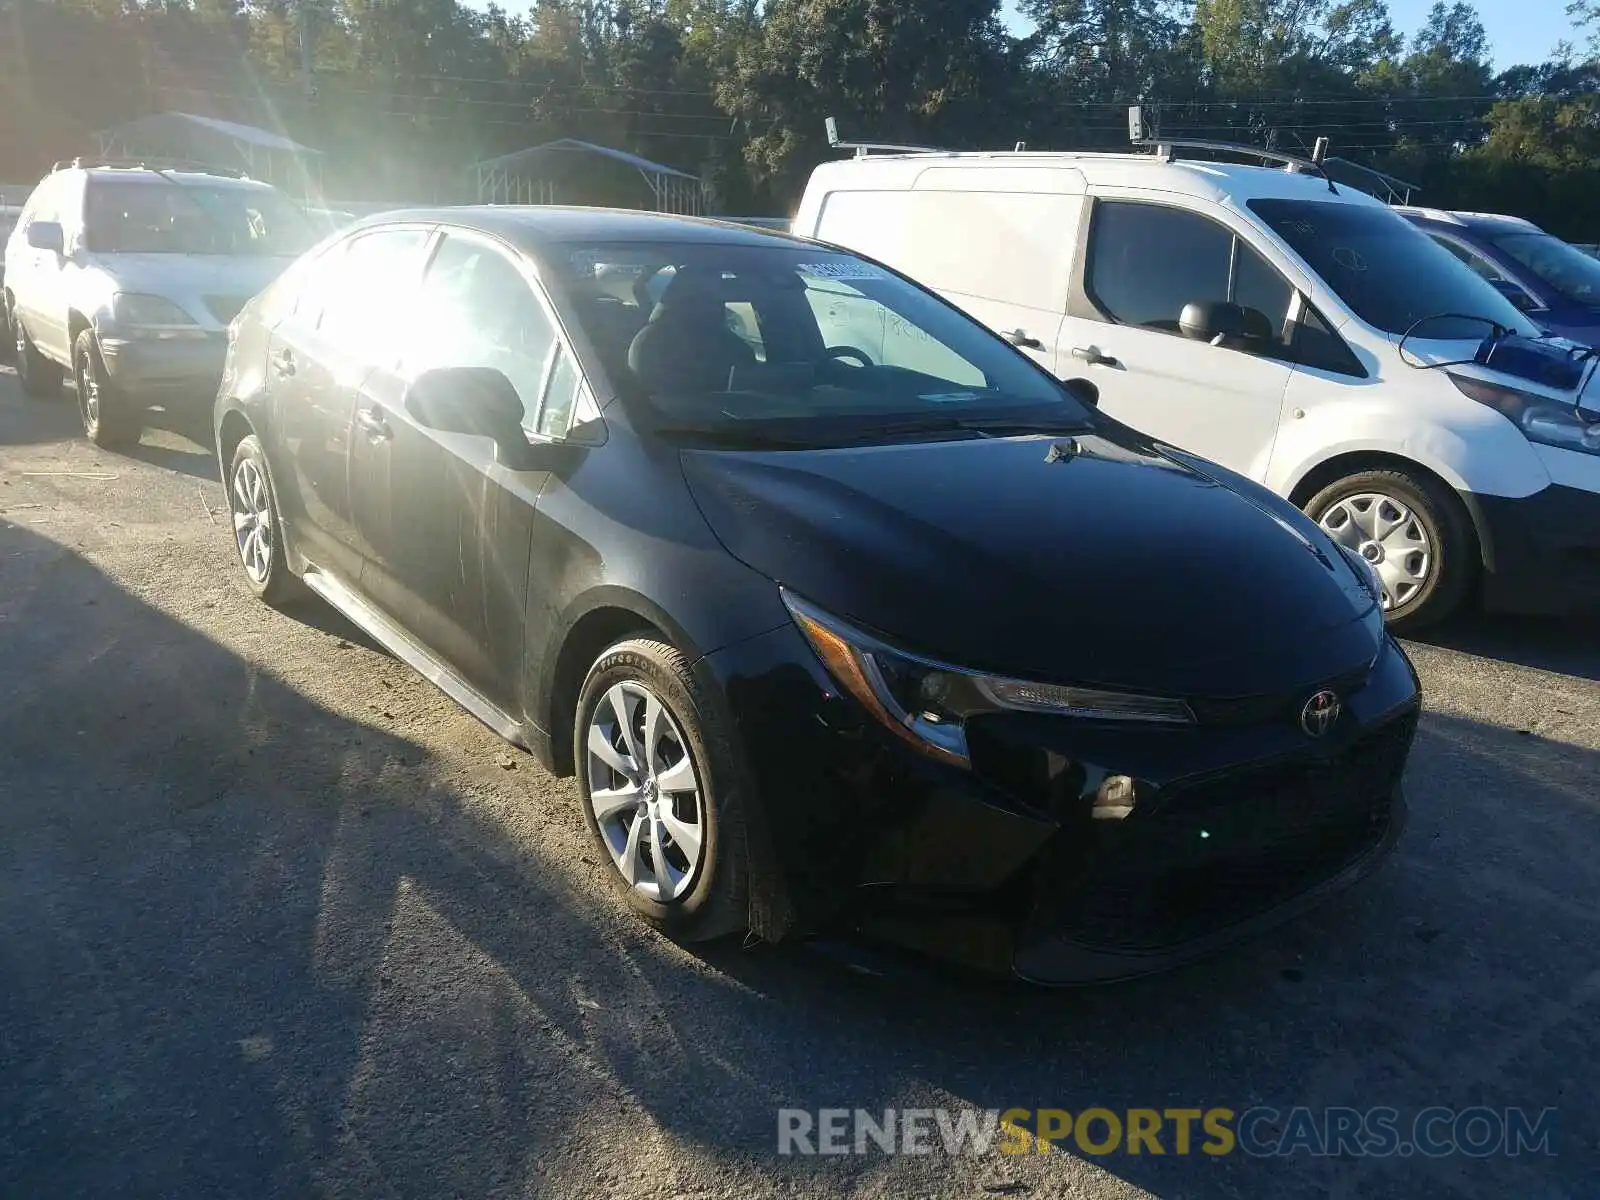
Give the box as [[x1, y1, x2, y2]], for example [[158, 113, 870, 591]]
[[654, 425, 821, 450], [835, 415, 1091, 444]]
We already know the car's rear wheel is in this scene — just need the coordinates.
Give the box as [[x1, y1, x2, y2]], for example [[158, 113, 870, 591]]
[[74, 330, 139, 447], [574, 638, 747, 941], [227, 434, 300, 606], [14, 317, 63, 398], [1306, 467, 1473, 631]]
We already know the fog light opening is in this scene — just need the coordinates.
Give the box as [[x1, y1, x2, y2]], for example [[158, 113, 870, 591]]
[[1092, 775, 1138, 821]]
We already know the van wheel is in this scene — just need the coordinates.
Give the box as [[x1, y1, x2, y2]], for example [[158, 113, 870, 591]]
[[14, 317, 64, 398], [1305, 468, 1473, 631], [574, 638, 748, 942], [74, 330, 139, 447]]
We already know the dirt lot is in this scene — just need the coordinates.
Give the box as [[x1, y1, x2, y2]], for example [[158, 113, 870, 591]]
[[2, 369, 1597, 1199]]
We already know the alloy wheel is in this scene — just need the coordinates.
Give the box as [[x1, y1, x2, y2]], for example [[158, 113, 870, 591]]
[[230, 458, 274, 585], [585, 680, 705, 903], [77, 347, 101, 429], [1317, 491, 1432, 612]]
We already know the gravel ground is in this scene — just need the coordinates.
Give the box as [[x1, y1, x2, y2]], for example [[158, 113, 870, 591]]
[[2, 369, 1597, 1199]]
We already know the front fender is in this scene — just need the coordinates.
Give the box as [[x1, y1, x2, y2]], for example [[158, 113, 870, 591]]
[[1265, 390, 1552, 502]]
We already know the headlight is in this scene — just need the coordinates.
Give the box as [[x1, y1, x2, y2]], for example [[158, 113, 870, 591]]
[[1450, 372, 1600, 456], [111, 293, 203, 333], [782, 590, 1193, 769]]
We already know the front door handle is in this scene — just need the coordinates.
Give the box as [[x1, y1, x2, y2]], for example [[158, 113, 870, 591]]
[[1070, 345, 1120, 368], [1004, 328, 1044, 350], [355, 406, 392, 442], [272, 348, 296, 378]]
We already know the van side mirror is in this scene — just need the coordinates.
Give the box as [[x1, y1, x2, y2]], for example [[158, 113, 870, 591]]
[[1487, 278, 1538, 313], [26, 221, 64, 254], [406, 366, 536, 467], [1178, 300, 1247, 345]]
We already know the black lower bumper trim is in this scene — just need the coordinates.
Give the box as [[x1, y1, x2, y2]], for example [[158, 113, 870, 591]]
[[1470, 484, 1600, 616]]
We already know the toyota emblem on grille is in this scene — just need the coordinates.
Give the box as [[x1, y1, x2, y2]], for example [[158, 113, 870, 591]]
[[1300, 689, 1342, 738]]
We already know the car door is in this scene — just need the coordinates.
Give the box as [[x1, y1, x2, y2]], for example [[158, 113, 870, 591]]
[[1058, 196, 1298, 479], [270, 226, 432, 585], [349, 229, 565, 713], [14, 176, 71, 360]]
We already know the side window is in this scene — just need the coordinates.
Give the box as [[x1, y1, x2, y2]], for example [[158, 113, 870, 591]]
[[1087, 202, 1234, 332], [1088, 201, 1296, 358], [536, 345, 583, 437], [406, 234, 557, 418], [1291, 302, 1366, 378], [802, 277, 986, 387], [315, 228, 429, 359], [1432, 235, 1502, 281]]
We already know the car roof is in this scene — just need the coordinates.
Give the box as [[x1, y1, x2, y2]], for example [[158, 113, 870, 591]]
[[75, 166, 277, 191], [344, 205, 818, 252], [802, 151, 1390, 210], [1396, 206, 1544, 235]]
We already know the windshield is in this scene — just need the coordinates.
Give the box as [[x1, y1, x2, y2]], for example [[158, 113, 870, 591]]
[[549, 242, 1086, 444], [1492, 232, 1600, 308], [1248, 199, 1539, 340], [84, 180, 315, 256]]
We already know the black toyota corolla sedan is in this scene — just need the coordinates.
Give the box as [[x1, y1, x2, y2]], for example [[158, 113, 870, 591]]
[[215, 207, 1420, 983]]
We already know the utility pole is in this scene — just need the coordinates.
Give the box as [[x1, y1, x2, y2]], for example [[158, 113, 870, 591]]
[[297, 0, 315, 102]]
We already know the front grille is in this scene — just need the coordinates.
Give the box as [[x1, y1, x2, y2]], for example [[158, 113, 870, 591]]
[[1036, 712, 1415, 951], [1187, 662, 1374, 728], [205, 294, 250, 324]]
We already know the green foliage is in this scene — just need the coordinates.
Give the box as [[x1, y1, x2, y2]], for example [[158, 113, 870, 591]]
[[0, 0, 1594, 230]]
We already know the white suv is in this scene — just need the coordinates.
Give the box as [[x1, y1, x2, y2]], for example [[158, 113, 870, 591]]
[[792, 134, 1600, 628], [4, 161, 315, 446]]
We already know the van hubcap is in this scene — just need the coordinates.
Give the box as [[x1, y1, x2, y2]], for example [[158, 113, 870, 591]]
[[230, 459, 274, 584], [585, 680, 704, 903], [1318, 492, 1432, 611], [77, 350, 100, 427]]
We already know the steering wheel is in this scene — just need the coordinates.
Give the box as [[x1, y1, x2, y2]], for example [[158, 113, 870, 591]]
[[823, 345, 874, 368]]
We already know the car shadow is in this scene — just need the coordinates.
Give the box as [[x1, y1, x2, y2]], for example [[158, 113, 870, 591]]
[[2, 518, 1596, 1199], [1409, 610, 1600, 683]]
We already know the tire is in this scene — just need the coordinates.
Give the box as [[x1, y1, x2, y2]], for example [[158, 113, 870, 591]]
[[14, 314, 64, 398], [1305, 467, 1475, 632], [0, 295, 13, 365], [227, 433, 302, 606], [74, 330, 140, 447], [574, 638, 749, 942]]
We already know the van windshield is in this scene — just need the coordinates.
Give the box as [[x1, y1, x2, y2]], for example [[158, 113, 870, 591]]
[[551, 241, 1088, 446], [84, 180, 315, 257], [1248, 199, 1540, 340]]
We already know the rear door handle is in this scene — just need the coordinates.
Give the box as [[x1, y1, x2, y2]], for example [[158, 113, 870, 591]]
[[1004, 328, 1044, 350], [272, 348, 296, 378], [1070, 345, 1120, 368], [355, 406, 392, 441]]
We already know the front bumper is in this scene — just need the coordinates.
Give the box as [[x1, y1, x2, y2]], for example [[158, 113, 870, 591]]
[[97, 332, 227, 400], [700, 625, 1420, 984], [1470, 481, 1600, 616]]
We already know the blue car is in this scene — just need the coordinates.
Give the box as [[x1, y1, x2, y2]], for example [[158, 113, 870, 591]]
[[1398, 208, 1600, 346]]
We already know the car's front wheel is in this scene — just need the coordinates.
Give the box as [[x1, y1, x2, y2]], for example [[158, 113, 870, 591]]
[[14, 316, 63, 398], [574, 638, 747, 941], [227, 434, 300, 606], [74, 330, 139, 447], [1306, 467, 1474, 631]]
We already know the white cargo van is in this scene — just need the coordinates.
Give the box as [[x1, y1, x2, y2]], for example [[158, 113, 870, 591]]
[[792, 128, 1600, 629]]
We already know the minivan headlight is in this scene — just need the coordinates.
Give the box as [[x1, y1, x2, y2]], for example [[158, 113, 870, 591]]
[[1450, 372, 1600, 456], [782, 590, 1194, 769], [110, 293, 206, 338]]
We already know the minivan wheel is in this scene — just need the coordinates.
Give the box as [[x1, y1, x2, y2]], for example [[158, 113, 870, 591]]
[[227, 434, 301, 606], [15, 317, 64, 398], [1306, 468, 1473, 631], [74, 330, 139, 447], [575, 638, 748, 941]]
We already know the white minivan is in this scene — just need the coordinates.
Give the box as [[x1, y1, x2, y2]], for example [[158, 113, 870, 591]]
[[792, 139, 1600, 629]]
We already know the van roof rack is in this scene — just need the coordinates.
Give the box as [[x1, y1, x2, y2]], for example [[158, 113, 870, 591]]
[[1125, 106, 1336, 192], [50, 156, 252, 179], [824, 118, 944, 158]]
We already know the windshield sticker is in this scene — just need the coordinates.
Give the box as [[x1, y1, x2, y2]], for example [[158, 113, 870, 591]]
[[921, 391, 982, 403], [799, 261, 889, 281]]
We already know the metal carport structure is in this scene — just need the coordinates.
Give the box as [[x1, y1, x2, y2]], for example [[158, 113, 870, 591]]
[[94, 112, 323, 195], [471, 139, 705, 213]]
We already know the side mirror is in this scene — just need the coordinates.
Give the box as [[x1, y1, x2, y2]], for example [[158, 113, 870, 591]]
[[1178, 300, 1248, 345], [405, 366, 535, 467], [26, 221, 64, 254], [1488, 278, 1539, 313], [1062, 376, 1099, 408]]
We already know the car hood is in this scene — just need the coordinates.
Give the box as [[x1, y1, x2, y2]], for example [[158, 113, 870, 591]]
[[86, 253, 291, 319], [681, 431, 1381, 698]]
